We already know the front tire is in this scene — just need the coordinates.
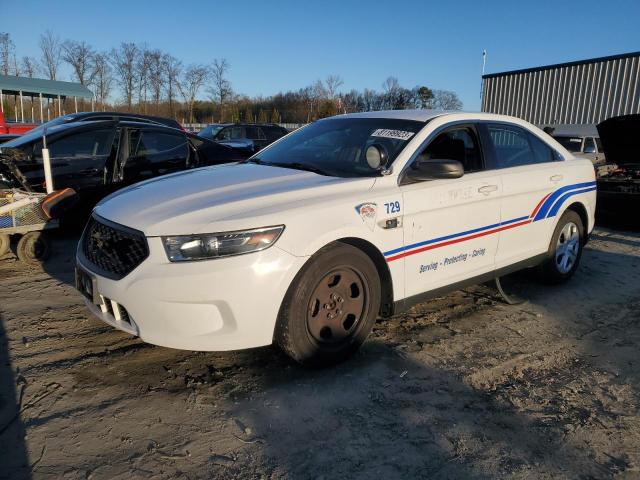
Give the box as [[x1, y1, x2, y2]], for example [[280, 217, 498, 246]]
[[275, 243, 381, 367], [539, 210, 584, 284]]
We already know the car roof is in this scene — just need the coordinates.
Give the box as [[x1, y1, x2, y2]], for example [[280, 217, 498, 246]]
[[336, 109, 451, 122]]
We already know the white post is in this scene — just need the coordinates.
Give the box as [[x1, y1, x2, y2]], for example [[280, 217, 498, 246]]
[[19, 90, 24, 122], [42, 132, 54, 193], [57, 94, 61, 116], [0, 88, 3, 113], [91, 96, 95, 112], [74, 96, 78, 113], [39, 93, 43, 122]]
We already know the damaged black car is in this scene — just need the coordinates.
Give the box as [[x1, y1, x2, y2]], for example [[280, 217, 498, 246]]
[[596, 114, 640, 221], [0, 119, 243, 215]]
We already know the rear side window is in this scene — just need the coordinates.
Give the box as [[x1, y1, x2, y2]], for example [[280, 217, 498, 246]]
[[487, 124, 559, 168], [245, 126, 266, 140], [528, 133, 561, 163], [131, 130, 188, 161]]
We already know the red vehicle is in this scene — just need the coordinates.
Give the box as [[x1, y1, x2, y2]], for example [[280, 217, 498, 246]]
[[0, 111, 38, 135]]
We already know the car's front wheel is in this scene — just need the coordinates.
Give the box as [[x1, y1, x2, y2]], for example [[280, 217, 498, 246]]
[[275, 243, 381, 367], [539, 210, 584, 283]]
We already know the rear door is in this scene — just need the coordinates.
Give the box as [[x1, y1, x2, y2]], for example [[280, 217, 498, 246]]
[[122, 127, 190, 184], [399, 124, 503, 299], [481, 123, 569, 268]]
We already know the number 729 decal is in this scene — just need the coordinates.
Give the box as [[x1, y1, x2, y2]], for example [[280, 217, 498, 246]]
[[384, 201, 401, 214]]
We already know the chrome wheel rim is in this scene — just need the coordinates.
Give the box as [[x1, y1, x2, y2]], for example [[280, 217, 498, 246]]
[[555, 222, 580, 274]]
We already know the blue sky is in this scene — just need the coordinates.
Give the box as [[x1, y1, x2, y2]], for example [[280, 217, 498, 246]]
[[2, 0, 639, 110]]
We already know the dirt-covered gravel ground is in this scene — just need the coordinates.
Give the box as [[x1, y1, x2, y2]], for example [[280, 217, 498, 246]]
[[1, 226, 639, 479]]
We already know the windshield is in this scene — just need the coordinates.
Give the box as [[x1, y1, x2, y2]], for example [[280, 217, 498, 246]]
[[553, 136, 583, 153], [18, 114, 78, 138], [198, 125, 224, 140], [249, 117, 425, 177]]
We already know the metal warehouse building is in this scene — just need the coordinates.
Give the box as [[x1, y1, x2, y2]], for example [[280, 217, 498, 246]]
[[481, 51, 640, 125]]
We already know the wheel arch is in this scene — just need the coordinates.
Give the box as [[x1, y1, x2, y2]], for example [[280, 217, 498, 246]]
[[336, 237, 394, 317], [564, 201, 590, 244]]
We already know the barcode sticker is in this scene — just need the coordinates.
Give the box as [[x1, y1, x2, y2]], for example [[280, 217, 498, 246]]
[[371, 129, 415, 141]]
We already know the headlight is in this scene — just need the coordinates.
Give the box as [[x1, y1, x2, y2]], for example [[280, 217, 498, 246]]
[[162, 225, 284, 262]]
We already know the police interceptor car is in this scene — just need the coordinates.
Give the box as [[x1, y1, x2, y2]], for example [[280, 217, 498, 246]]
[[76, 110, 596, 366]]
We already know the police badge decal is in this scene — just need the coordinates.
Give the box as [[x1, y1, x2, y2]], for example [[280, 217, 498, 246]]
[[355, 203, 377, 231]]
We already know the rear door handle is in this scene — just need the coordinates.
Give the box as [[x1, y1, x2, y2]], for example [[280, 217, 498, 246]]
[[550, 174, 563, 182], [478, 185, 498, 195]]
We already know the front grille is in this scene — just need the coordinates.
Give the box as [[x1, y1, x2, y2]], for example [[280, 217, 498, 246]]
[[82, 215, 149, 279]]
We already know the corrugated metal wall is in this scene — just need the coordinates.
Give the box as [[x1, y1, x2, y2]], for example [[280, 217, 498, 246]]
[[482, 52, 640, 125]]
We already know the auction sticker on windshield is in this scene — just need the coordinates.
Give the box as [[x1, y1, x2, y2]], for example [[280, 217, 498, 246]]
[[371, 129, 415, 140]]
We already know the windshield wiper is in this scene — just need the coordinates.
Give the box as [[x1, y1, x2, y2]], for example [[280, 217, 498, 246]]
[[268, 162, 330, 176]]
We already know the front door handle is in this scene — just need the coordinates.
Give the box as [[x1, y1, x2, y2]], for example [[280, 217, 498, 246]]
[[478, 185, 498, 195], [550, 174, 563, 182]]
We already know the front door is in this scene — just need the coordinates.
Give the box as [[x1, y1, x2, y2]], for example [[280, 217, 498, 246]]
[[397, 124, 503, 299]]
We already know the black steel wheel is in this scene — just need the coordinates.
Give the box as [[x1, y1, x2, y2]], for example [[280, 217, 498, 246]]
[[276, 243, 381, 367]]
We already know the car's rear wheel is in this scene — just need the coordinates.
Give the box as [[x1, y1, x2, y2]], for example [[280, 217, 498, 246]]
[[0, 234, 10, 257], [539, 210, 584, 283], [275, 243, 381, 367]]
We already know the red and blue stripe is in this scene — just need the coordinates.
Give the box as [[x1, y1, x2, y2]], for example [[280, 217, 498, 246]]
[[384, 181, 595, 263]]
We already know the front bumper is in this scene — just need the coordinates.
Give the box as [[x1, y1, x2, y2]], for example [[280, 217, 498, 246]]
[[77, 237, 307, 351]]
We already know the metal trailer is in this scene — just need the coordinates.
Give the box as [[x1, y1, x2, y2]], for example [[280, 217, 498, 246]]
[[0, 189, 56, 263]]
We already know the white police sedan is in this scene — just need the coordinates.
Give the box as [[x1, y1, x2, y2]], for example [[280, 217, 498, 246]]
[[76, 110, 596, 366]]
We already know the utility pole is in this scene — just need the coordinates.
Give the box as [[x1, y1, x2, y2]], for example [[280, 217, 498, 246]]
[[480, 50, 487, 109]]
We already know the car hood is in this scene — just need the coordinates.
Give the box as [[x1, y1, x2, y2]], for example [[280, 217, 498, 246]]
[[95, 163, 376, 236], [597, 114, 640, 166]]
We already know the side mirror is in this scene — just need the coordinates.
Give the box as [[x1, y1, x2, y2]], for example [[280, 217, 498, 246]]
[[405, 156, 464, 182]]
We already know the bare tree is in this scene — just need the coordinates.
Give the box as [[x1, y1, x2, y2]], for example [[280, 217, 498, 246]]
[[209, 58, 232, 122], [92, 52, 113, 111], [163, 54, 182, 117], [324, 74, 343, 99], [0, 33, 14, 76], [179, 64, 209, 123], [110, 42, 138, 110], [62, 40, 94, 85], [39, 30, 62, 80], [136, 46, 152, 113], [21, 56, 37, 78], [147, 49, 164, 111], [433, 89, 463, 110]]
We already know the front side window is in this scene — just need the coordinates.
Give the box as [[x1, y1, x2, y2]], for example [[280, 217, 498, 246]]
[[583, 137, 596, 153], [217, 127, 245, 140], [418, 126, 483, 172], [250, 117, 425, 178], [198, 125, 223, 140], [34, 129, 114, 159]]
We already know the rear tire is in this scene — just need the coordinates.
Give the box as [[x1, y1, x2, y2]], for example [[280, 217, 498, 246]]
[[16, 231, 51, 265], [538, 210, 584, 284], [275, 243, 381, 367], [0, 234, 10, 257]]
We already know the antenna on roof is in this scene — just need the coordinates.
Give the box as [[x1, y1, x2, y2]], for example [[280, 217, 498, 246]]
[[480, 50, 487, 102]]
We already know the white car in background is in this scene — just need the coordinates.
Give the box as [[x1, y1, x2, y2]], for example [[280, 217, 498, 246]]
[[76, 110, 596, 366]]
